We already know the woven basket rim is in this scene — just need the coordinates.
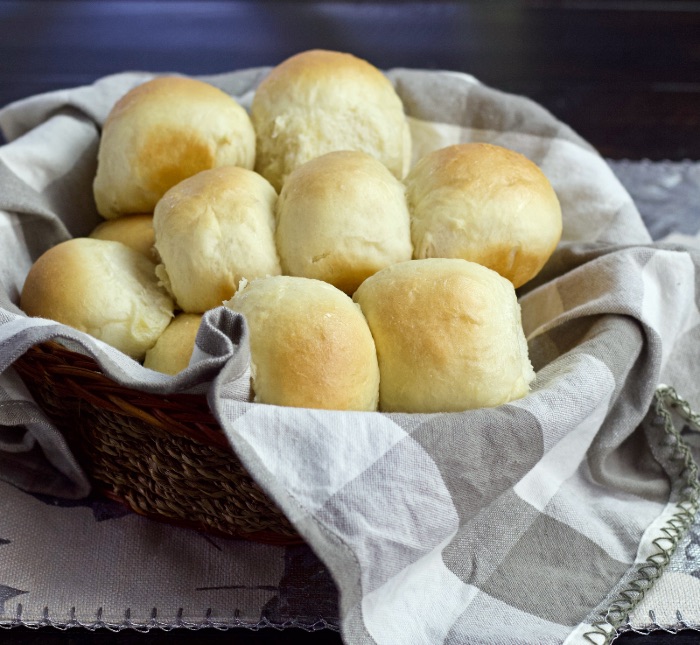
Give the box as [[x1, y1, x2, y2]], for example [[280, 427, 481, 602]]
[[18, 340, 231, 451], [13, 340, 302, 544]]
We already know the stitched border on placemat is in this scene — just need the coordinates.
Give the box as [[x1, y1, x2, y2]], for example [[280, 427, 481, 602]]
[[583, 386, 700, 644]]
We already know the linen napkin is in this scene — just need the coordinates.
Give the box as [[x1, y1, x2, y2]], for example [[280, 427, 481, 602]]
[[1, 67, 699, 645]]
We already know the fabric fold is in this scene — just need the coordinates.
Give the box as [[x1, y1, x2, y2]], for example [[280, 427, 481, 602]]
[[0, 306, 252, 498]]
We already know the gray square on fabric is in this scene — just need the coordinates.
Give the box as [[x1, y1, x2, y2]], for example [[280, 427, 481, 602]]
[[409, 407, 544, 525], [442, 491, 630, 627]]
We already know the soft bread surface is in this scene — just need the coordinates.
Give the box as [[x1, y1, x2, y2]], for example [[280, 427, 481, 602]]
[[405, 143, 562, 288], [153, 166, 281, 313], [251, 49, 411, 191], [353, 258, 535, 413], [20, 238, 174, 360], [225, 276, 380, 411], [89, 213, 157, 261], [93, 76, 256, 219], [144, 313, 202, 375], [275, 150, 413, 294]]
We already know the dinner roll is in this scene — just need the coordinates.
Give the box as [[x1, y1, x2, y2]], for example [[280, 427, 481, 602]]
[[20, 238, 174, 360], [153, 166, 281, 313], [89, 213, 157, 262], [405, 143, 562, 288], [353, 258, 535, 413], [144, 313, 202, 375], [93, 75, 256, 219], [251, 49, 411, 191], [225, 276, 380, 411], [276, 151, 413, 294]]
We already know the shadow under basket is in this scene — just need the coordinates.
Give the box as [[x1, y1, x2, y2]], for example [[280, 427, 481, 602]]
[[13, 341, 302, 546]]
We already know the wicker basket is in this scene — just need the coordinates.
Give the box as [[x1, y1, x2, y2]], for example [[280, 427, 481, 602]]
[[13, 341, 302, 545]]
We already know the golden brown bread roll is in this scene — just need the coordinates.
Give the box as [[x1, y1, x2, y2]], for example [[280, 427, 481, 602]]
[[275, 150, 413, 294], [93, 76, 256, 219], [20, 238, 174, 360], [352, 258, 535, 413], [405, 143, 562, 288], [225, 275, 380, 411], [153, 166, 282, 313], [89, 213, 156, 262], [143, 313, 202, 375], [251, 49, 411, 192]]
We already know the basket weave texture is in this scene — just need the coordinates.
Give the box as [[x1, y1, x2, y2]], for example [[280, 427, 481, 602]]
[[14, 341, 302, 545]]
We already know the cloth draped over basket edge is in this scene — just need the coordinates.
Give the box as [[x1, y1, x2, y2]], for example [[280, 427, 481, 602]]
[[0, 68, 699, 644]]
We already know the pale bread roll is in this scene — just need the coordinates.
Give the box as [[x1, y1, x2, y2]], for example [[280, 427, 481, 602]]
[[144, 313, 202, 375], [89, 213, 156, 262], [20, 238, 174, 360], [405, 143, 562, 288], [275, 150, 413, 294], [251, 49, 411, 192], [93, 76, 256, 219], [225, 276, 380, 411], [153, 166, 281, 313], [352, 258, 535, 413]]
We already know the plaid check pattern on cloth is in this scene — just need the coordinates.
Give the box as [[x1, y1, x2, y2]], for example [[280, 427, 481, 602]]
[[1, 68, 700, 644]]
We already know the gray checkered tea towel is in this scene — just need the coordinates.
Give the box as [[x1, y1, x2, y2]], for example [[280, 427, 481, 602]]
[[1, 67, 699, 644]]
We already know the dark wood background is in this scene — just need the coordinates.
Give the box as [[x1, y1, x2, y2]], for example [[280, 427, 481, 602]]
[[1, 1, 699, 643], [1, 0, 700, 160]]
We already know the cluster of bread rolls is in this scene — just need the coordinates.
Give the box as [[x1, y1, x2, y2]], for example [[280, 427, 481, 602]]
[[20, 49, 562, 413]]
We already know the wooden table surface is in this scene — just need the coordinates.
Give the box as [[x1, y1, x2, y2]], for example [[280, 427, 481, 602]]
[[1, 1, 699, 643]]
